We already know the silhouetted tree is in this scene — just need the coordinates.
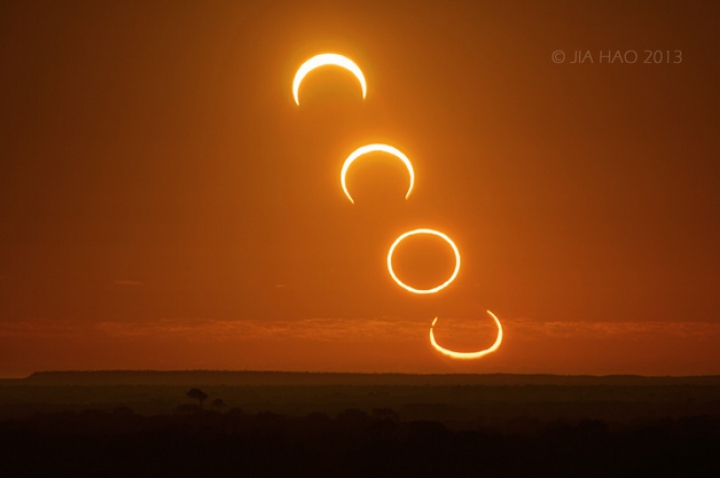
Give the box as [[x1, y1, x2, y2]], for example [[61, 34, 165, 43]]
[[211, 398, 226, 411], [186, 388, 208, 408]]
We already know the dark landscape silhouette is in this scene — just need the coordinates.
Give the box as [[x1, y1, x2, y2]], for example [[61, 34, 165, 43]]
[[1, 371, 718, 477]]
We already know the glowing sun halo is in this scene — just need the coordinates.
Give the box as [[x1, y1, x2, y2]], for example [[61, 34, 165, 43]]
[[387, 228, 460, 294], [293, 53, 367, 106], [341, 144, 415, 204], [430, 310, 503, 359]]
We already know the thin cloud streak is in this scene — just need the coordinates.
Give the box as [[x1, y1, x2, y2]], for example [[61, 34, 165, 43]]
[[2, 317, 719, 341], [0, 317, 422, 342], [508, 319, 720, 340], [2, 316, 719, 376]]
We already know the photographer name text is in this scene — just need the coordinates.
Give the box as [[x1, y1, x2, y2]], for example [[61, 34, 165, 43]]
[[552, 50, 683, 64]]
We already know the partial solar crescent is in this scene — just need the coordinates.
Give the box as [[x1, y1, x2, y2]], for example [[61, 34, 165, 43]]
[[341, 144, 415, 204], [387, 228, 459, 294], [430, 310, 503, 359], [293, 53, 367, 105]]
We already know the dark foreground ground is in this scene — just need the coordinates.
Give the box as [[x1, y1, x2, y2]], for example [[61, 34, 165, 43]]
[[1, 372, 719, 477]]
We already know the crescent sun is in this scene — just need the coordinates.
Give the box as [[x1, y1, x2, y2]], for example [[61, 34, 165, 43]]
[[387, 228, 459, 294], [341, 144, 415, 204], [430, 310, 503, 359], [293, 53, 367, 106]]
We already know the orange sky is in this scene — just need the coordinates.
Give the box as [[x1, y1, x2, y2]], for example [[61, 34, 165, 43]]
[[1, 0, 718, 377]]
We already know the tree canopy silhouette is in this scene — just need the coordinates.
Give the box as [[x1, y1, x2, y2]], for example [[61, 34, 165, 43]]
[[211, 398, 226, 411], [186, 388, 208, 408]]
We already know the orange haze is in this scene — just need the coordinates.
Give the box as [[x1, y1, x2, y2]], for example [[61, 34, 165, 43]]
[[1, 0, 718, 377]]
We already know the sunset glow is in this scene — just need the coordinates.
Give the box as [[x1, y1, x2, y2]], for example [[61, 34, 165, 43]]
[[292, 53, 367, 105], [1, 1, 718, 378], [429, 310, 503, 359], [341, 143, 415, 204], [387, 228, 460, 294]]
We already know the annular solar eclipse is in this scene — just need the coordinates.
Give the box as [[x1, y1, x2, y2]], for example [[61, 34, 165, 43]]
[[386, 228, 460, 294], [293, 53, 367, 106], [293, 53, 503, 360], [430, 311, 503, 359], [341, 144, 415, 204]]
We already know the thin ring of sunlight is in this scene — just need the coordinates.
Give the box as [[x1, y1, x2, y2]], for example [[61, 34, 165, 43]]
[[293, 53, 367, 105], [386, 228, 460, 294], [429, 310, 503, 359], [341, 144, 415, 204]]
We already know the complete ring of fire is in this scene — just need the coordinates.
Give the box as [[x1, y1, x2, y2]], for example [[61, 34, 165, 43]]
[[387, 228, 460, 294]]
